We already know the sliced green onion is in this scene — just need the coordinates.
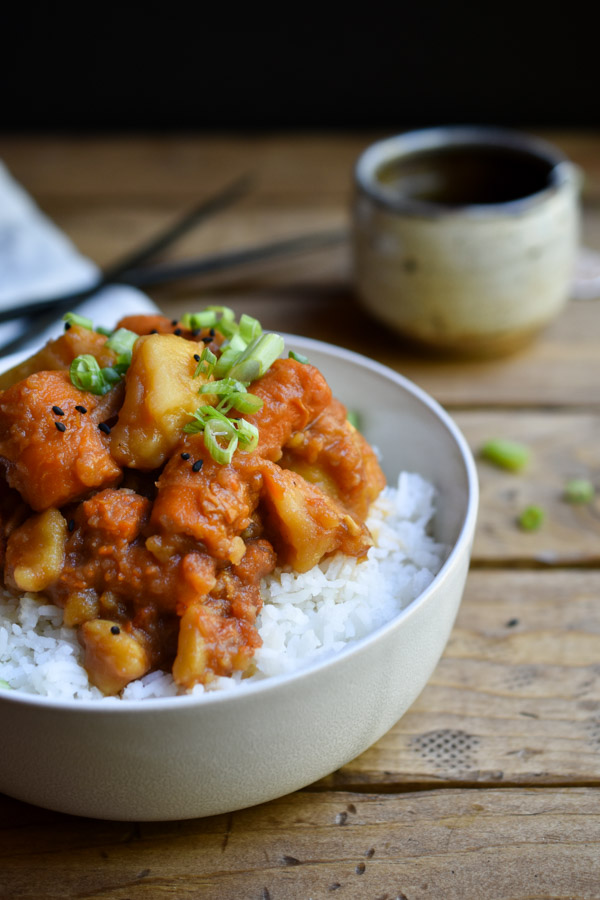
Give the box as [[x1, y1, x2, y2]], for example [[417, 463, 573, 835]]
[[213, 333, 248, 378], [564, 478, 595, 504], [204, 417, 239, 465], [95, 325, 113, 337], [206, 306, 237, 338], [239, 314, 262, 344], [63, 312, 94, 331], [105, 328, 138, 360], [224, 359, 261, 383], [235, 418, 259, 451], [0, 679, 11, 690], [194, 347, 217, 378], [200, 378, 248, 396], [70, 354, 128, 395], [227, 392, 263, 414], [480, 439, 530, 472], [288, 350, 309, 364], [181, 310, 216, 330], [183, 404, 261, 462], [228, 333, 285, 381], [346, 410, 361, 430], [518, 505, 545, 531], [70, 355, 107, 394]]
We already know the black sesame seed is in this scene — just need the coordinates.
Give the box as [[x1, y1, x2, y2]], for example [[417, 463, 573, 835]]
[[98, 422, 111, 435], [174, 328, 182, 336], [150, 329, 159, 334], [64, 321, 71, 330], [193, 354, 201, 362], [171, 319, 178, 326], [110, 625, 121, 635], [68, 518, 75, 532], [506, 618, 519, 628], [192, 459, 203, 472], [52, 405, 65, 416], [75, 405, 87, 414], [202, 336, 212, 344], [209, 328, 215, 337], [192, 328, 201, 336], [181, 452, 191, 460], [55, 421, 66, 432]]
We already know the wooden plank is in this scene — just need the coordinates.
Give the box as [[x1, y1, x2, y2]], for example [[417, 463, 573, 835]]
[[460, 411, 600, 564], [0, 788, 599, 899], [2, 131, 600, 201], [322, 570, 600, 788]]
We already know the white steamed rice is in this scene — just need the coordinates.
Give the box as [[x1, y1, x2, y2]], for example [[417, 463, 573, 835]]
[[0, 472, 447, 702]]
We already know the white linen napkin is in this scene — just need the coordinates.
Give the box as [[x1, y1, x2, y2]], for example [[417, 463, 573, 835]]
[[0, 161, 158, 371]]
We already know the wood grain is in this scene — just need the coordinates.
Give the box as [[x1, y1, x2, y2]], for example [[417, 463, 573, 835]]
[[1, 788, 599, 899], [320, 570, 600, 788], [1, 132, 600, 897], [461, 411, 600, 564]]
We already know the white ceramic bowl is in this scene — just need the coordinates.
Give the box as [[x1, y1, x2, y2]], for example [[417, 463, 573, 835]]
[[0, 336, 478, 820]]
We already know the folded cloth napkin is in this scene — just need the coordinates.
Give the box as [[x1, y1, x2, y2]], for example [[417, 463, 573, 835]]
[[0, 161, 158, 371]]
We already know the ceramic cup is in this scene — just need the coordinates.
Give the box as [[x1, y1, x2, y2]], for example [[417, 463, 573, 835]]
[[353, 126, 581, 356]]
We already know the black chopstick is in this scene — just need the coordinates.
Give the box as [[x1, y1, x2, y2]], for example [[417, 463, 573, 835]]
[[0, 172, 254, 328], [116, 228, 347, 288]]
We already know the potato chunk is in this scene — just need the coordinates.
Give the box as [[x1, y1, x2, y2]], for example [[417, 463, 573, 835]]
[[110, 334, 215, 470], [5, 508, 68, 592], [260, 464, 372, 572], [80, 620, 150, 695]]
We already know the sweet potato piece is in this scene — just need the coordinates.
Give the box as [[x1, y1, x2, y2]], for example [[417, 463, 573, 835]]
[[151, 438, 262, 561], [5, 508, 68, 592], [0, 371, 122, 510], [245, 358, 332, 461], [0, 325, 116, 390], [110, 333, 216, 471]]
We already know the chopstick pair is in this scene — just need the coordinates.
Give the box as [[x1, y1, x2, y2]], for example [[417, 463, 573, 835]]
[[1, 174, 346, 354]]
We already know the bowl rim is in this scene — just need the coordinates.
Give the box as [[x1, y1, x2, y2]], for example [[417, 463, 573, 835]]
[[354, 125, 575, 219], [0, 334, 479, 713]]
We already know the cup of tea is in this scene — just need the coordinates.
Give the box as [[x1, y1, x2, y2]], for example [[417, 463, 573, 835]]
[[352, 126, 581, 356]]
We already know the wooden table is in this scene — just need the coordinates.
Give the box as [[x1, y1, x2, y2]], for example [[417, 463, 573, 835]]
[[1, 133, 600, 899]]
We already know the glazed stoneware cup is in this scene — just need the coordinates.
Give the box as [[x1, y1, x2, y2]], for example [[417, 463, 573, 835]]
[[353, 126, 581, 357]]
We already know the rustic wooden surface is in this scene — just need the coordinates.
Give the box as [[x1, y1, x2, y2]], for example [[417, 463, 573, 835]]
[[1, 132, 600, 899]]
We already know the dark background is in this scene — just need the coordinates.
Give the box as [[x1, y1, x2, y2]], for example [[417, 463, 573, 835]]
[[3, 12, 599, 131]]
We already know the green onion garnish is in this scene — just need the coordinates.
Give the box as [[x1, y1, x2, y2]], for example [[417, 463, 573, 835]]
[[288, 350, 309, 364], [199, 379, 264, 415], [564, 478, 595, 504], [70, 355, 109, 394], [213, 333, 248, 378], [95, 325, 113, 337], [228, 333, 285, 381], [204, 417, 238, 465], [518, 505, 545, 531], [63, 312, 94, 331], [183, 405, 260, 463], [480, 439, 530, 472], [0, 679, 11, 690], [238, 314, 262, 344], [346, 410, 361, 430], [105, 328, 138, 361], [227, 392, 263, 414], [70, 355, 127, 396], [193, 347, 217, 379]]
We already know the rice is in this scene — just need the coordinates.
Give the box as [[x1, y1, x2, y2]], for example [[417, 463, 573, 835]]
[[0, 472, 446, 702]]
